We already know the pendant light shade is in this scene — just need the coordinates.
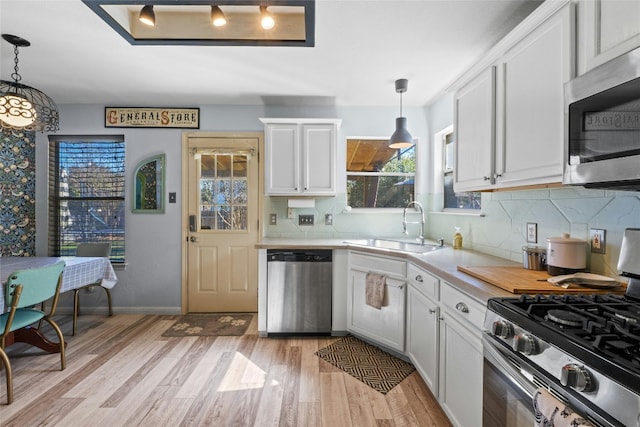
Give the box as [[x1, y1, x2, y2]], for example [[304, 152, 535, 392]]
[[139, 5, 155, 26], [0, 34, 59, 133], [389, 78, 414, 149]]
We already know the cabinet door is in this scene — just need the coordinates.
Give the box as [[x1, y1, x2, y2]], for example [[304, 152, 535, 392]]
[[347, 269, 406, 352], [454, 66, 496, 192], [438, 313, 483, 427], [497, 3, 572, 187], [578, 0, 640, 73], [407, 285, 439, 394], [302, 124, 336, 195], [265, 124, 300, 195]]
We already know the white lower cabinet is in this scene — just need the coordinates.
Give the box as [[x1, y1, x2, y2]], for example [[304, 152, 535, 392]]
[[347, 252, 406, 352], [438, 282, 485, 427], [407, 283, 439, 393]]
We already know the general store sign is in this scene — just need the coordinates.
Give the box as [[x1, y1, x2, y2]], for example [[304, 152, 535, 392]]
[[105, 107, 200, 128]]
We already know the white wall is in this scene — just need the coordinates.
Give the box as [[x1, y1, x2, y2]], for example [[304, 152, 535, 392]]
[[35, 103, 429, 312]]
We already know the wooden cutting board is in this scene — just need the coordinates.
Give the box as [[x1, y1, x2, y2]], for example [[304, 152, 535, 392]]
[[457, 265, 626, 294]]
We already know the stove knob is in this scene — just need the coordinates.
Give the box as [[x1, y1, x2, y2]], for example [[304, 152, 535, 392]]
[[561, 364, 594, 392], [512, 333, 539, 355], [491, 320, 514, 339]]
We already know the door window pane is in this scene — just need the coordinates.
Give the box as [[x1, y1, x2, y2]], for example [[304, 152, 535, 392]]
[[199, 153, 248, 230]]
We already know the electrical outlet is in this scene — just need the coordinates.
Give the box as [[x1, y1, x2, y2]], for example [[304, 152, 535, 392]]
[[299, 214, 314, 225], [325, 213, 333, 225], [270, 213, 277, 225], [590, 228, 606, 254], [526, 223, 538, 243], [287, 208, 294, 219]]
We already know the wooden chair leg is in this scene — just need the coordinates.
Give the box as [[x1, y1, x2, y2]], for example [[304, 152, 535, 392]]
[[0, 347, 12, 404]]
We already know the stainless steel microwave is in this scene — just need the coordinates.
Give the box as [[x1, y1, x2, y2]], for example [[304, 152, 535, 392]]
[[564, 46, 640, 190]]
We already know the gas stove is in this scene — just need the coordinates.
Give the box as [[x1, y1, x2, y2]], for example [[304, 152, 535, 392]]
[[485, 293, 640, 427]]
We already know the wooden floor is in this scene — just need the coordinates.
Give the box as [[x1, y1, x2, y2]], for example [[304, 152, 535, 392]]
[[0, 314, 452, 427]]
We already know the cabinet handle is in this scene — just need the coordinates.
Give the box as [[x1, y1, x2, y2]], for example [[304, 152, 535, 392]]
[[415, 275, 423, 282], [483, 176, 491, 181], [495, 173, 502, 179], [429, 309, 436, 314], [455, 302, 469, 313], [386, 282, 405, 290], [439, 316, 445, 321]]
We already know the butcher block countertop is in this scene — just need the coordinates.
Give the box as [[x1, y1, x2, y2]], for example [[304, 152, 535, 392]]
[[457, 265, 626, 294]]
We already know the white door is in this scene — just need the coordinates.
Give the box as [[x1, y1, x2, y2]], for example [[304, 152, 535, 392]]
[[184, 133, 262, 312]]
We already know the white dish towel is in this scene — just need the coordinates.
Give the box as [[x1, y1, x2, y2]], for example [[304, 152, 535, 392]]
[[533, 388, 595, 427]]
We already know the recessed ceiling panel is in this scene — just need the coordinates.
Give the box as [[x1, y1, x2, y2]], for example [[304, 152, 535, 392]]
[[82, 0, 314, 46]]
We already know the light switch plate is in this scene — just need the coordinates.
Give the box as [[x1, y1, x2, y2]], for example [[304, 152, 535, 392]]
[[325, 213, 333, 225], [270, 213, 277, 225], [526, 223, 538, 243], [590, 228, 606, 254]]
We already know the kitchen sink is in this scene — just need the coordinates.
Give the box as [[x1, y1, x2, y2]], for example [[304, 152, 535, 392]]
[[346, 238, 445, 254]]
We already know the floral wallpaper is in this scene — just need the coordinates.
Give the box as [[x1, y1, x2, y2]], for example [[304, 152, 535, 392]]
[[0, 129, 36, 256]]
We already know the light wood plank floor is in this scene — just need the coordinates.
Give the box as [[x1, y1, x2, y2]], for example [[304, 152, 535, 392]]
[[0, 314, 452, 427]]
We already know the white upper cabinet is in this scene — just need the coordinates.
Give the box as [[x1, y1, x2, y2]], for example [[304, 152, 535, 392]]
[[453, 1, 574, 192], [261, 119, 341, 196], [496, 2, 573, 187], [454, 66, 497, 192], [578, 0, 640, 74]]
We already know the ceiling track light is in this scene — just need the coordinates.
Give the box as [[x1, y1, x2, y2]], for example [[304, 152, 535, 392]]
[[139, 5, 155, 26], [211, 5, 227, 27], [389, 78, 414, 149], [260, 5, 275, 30], [0, 34, 59, 133]]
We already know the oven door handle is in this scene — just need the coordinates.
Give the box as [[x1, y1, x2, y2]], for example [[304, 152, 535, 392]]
[[483, 334, 539, 398]]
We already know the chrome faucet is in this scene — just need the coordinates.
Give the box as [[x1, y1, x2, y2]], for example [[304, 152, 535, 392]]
[[403, 201, 425, 245]]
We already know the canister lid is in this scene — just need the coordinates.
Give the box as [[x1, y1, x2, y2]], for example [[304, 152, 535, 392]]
[[522, 246, 546, 253], [546, 233, 586, 244]]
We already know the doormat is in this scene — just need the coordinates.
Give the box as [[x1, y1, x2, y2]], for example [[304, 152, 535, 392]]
[[161, 314, 252, 337], [315, 335, 415, 394]]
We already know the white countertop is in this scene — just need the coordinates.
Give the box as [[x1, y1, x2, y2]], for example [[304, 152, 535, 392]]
[[257, 238, 518, 303]]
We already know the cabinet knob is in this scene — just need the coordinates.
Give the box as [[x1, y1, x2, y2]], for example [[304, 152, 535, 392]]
[[428, 308, 437, 314], [495, 173, 502, 178], [455, 302, 469, 313], [483, 176, 491, 181], [415, 275, 423, 282]]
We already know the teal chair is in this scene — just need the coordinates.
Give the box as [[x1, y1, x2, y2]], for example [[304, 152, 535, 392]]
[[0, 261, 66, 404], [73, 242, 113, 335]]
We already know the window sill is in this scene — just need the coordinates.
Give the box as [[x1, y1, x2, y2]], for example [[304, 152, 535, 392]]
[[434, 210, 485, 217]]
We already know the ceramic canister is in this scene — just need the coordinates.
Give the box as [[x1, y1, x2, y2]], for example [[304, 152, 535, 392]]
[[546, 233, 587, 276]]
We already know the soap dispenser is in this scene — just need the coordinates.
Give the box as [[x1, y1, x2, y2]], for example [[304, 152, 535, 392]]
[[453, 227, 463, 249]]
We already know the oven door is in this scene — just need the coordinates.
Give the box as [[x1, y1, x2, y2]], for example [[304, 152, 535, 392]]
[[482, 333, 538, 427]]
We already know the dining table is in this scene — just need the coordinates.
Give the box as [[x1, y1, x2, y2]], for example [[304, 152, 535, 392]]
[[0, 256, 118, 352]]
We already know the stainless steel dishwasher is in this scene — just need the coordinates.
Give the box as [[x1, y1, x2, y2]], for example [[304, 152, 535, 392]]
[[267, 249, 332, 335]]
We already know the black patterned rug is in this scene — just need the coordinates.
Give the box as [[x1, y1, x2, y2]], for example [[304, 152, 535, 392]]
[[315, 335, 415, 394], [161, 314, 252, 337]]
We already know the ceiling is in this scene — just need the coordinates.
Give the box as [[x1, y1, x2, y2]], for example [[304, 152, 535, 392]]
[[0, 0, 543, 108]]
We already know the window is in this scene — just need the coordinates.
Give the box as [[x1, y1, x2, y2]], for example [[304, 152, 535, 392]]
[[442, 130, 481, 210], [48, 135, 125, 262], [346, 138, 415, 208]]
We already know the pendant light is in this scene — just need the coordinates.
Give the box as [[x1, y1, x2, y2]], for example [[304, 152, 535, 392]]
[[389, 78, 414, 149], [139, 5, 155, 26], [0, 34, 59, 133]]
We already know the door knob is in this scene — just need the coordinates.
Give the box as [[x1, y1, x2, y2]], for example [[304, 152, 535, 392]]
[[189, 236, 197, 242]]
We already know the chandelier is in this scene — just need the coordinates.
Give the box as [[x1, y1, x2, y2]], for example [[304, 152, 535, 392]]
[[0, 34, 59, 133]]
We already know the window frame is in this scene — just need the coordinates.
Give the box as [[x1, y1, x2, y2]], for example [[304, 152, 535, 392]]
[[48, 134, 126, 263], [345, 137, 417, 210]]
